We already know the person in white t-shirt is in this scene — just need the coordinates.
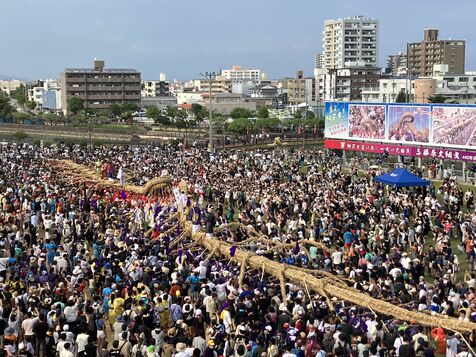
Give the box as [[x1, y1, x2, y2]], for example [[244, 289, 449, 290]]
[[331, 250, 343, 267]]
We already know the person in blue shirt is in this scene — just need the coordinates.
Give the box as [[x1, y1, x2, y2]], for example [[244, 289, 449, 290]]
[[186, 271, 200, 298], [343, 230, 353, 249], [44, 240, 56, 264]]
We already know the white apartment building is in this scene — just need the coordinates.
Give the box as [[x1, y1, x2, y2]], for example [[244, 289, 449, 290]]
[[177, 92, 203, 105], [28, 79, 61, 106], [141, 80, 171, 97], [314, 53, 323, 69], [322, 16, 379, 70], [361, 78, 409, 103], [221, 66, 263, 83]]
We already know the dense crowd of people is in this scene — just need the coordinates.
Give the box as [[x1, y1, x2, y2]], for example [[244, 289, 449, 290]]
[[0, 142, 476, 357]]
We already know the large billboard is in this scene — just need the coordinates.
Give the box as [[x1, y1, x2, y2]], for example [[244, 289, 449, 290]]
[[324, 102, 348, 139], [388, 105, 430, 143], [432, 107, 476, 146], [325, 102, 476, 150], [348, 104, 386, 140]]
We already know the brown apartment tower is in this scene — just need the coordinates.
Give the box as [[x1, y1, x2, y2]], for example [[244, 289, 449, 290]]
[[407, 29, 465, 77], [60, 60, 141, 115]]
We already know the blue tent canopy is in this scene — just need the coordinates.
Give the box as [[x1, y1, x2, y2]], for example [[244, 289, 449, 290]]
[[375, 167, 430, 187]]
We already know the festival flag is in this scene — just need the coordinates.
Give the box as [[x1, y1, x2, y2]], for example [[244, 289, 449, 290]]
[[229, 245, 237, 257]]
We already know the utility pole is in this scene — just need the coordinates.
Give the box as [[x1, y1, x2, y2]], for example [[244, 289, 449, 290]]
[[200, 71, 218, 152], [88, 116, 93, 151]]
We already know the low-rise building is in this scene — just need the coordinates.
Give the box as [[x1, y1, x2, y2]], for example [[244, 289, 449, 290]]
[[142, 80, 171, 97], [413, 65, 476, 104], [0, 79, 23, 95], [177, 92, 204, 105], [194, 78, 232, 94], [361, 78, 408, 102], [221, 65, 264, 83], [28, 79, 61, 107], [60, 60, 141, 114], [317, 63, 381, 102], [286, 71, 317, 107]]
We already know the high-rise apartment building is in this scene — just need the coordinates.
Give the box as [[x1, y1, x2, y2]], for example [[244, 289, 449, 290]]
[[60, 60, 141, 114], [314, 53, 323, 69], [386, 52, 408, 76], [322, 16, 379, 69], [407, 29, 465, 77]]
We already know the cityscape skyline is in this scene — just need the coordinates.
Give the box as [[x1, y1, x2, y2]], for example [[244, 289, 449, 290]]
[[1, 0, 475, 80]]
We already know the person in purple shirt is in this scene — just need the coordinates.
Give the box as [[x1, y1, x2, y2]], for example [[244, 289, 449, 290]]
[[189, 203, 202, 233]]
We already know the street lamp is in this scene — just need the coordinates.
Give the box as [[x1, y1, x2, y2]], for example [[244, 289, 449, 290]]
[[200, 71, 219, 151]]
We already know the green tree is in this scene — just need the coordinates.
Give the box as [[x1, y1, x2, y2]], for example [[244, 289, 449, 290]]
[[43, 113, 61, 125], [0, 93, 14, 119], [229, 107, 252, 119], [68, 96, 84, 115], [121, 103, 140, 113], [10, 85, 26, 106], [257, 106, 269, 119], [395, 89, 407, 103], [121, 111, 133, 124], [256, 117, 281, 130], [96, 116, 109, 125], [146, 106, 161, 121], [71, 113, 88, 125], [227, 118, 252, 134], [305, 111, 315, 119], [12, 112, 29, 123], [427, 94, 446, 103], [191, 103, 208, 122], [293, 111, 303, 119], [109, 103, 122, 117], [155, 115, 171, 125], [12, 131, 28, 142], [25, 101, 37, 110]]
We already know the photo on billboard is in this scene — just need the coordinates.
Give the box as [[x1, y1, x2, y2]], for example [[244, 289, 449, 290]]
[[387, 105, 430, 143], [348, 104, 386, 139], [432, 106, 476, 147], [324, 102, 348, 139]]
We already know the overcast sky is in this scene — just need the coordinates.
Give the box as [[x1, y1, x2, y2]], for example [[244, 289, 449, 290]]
[[1, 0, 475, 80]]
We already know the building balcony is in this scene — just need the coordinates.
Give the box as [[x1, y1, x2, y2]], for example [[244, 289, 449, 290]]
[[86, 94, 125, 100], [361, 87, 380, 92], [66, 85, 86, 91], [86, 78, 124, 83]]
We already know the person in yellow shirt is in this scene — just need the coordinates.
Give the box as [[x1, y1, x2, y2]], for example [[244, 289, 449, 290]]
[[108, 294, 124, 331]]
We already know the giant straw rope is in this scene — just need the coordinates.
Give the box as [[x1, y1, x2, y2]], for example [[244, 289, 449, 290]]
[[53, 159, 476, 333]]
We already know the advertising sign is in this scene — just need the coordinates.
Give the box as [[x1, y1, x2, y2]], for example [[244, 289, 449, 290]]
[[387, 105, 431, 143], [324, 102, 348, 139], [348, 104, 386, 140], [432, 106, 476, 146], [325, 102, 476, 154], [325, 139, 476, 162]]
